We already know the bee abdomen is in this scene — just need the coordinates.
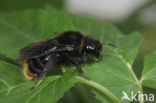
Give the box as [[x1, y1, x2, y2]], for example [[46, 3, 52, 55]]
[[28, 58, 44, 73], [23, 58, 45, 80], [23, 59, 37, 80]]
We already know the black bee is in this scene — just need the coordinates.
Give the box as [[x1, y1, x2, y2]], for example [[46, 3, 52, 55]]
[[17, 31, 116, 89]]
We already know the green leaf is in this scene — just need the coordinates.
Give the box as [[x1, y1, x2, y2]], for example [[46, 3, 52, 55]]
[[0, 60, 77, 103], [0, 0, 63, 12], [0, 7, 79, 103], [0, 8, 77, 59], [0, 6, 122, 103], [142, 51, 156, 89], [0, 5, 150, 103], [76, 32, 142, 103]]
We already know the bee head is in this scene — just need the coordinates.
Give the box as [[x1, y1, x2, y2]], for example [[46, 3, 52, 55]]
[[83, 37, 103, 61]]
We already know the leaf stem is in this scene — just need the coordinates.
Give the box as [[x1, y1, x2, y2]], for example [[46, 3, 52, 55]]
[[76, 76, 121, 103], [138, 81, 145, 103]]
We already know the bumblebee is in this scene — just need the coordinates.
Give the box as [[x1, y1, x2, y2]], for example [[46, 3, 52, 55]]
[[17, 31, 115, 89]]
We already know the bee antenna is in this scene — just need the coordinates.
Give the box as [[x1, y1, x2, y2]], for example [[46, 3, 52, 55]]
[[103, 43, 118, 48]]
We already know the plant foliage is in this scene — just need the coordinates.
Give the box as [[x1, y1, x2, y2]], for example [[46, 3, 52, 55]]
[[0, 6, 155, 103]]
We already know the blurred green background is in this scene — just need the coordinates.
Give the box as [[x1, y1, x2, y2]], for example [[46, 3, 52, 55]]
[[0, 0, 156, 103]]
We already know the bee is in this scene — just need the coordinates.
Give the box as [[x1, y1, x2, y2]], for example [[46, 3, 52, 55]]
[[17, 31, 116, 89]]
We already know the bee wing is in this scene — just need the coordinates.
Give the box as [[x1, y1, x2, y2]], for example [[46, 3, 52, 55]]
[[17, 38, 75, 60], [17, 38, 58, 60]]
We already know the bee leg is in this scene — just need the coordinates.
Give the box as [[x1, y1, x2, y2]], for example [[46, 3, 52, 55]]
[[31, 54, 57, 90], [81, 55, 87, 65], [31, 68, 48, 90], [76, 65, 89, 80], [68, 57, 88, 79]]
